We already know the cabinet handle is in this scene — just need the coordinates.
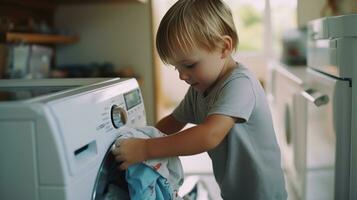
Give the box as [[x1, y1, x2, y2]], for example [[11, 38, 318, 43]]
[[301, 88, 329, 106]]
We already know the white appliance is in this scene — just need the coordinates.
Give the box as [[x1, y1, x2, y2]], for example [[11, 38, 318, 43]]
[[266, 63, 308, 199], [298, 14, 357, 200], [0, 78, 146, 200]]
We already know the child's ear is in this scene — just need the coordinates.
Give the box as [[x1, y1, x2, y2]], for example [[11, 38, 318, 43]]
[[220, 35, 233, 59]]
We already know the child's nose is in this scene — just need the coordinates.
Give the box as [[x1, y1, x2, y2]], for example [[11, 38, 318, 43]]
[[179, 71, 189, 81]]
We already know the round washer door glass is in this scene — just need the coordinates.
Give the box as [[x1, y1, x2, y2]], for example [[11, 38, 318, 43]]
[[92, 143, 129, 200]]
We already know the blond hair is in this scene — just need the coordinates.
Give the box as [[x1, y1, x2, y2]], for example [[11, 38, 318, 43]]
[[156, 0, 238, 64]]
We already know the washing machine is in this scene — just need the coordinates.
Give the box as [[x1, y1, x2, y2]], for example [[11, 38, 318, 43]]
[[0, 78, 147, 200]]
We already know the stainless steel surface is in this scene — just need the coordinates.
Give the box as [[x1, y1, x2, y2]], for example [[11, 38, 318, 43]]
[[307, 14, 356, 200], [301, 89, 329, 106], [297, 69, 351, 200]]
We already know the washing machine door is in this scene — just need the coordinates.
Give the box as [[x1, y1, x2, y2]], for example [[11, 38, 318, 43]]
[[92, 142, 129, 200]]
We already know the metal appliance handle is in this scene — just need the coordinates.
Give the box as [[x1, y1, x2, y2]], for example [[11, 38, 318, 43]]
[[301, 88, 329, 107]]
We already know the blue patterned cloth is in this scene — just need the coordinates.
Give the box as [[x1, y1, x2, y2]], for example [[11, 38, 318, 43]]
[[114, 126, 184, 200], [126, 164, 172, 200]]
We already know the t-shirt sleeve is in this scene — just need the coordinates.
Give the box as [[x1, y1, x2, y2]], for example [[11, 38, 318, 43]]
[[172, 88, 196, 123], [208, 76, 256, 122]]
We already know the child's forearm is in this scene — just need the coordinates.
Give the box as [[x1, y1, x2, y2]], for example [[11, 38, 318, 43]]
[[146, 125, 214, 159], [155, 114, 186, 135], [146, 115, 234, 159]]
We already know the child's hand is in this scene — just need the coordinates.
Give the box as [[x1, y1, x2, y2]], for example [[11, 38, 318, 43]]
[[112, 138, 148, 170]]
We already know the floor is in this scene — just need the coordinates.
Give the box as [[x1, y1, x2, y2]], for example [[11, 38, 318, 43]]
[[180, 153, 299, 200], [180, 153, 222, 200]]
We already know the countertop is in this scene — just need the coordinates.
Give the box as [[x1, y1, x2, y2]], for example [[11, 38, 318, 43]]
[[269, 61, 309, 86]]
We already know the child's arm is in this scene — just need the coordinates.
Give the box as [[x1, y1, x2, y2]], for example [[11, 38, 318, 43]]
[[155, 114, 187, 135], [114, 114, 236, 169]]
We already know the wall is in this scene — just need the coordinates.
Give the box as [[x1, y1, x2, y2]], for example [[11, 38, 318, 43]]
[[297, 0, 357, 27], [54, 3, 155, 124], [151, 0, 189, 119], [297, 0, 325, 27]]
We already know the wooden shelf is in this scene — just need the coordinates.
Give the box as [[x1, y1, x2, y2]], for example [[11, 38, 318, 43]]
[[3, 32, 79, 44], [0, 0, 55, 12], [53, 0, 147, 4]]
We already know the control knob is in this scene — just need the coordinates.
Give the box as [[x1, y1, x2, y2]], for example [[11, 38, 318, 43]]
[[111, 105, 127, 128]]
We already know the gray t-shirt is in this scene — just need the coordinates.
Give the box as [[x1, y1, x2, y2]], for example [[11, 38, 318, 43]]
[[172, 63, 287, 200]]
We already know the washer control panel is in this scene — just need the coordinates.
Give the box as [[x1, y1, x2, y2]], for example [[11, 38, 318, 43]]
[[109, 88, 146, 129]]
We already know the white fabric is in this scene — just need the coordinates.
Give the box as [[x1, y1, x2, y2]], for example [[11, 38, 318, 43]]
[[113, 126, 184, 199]]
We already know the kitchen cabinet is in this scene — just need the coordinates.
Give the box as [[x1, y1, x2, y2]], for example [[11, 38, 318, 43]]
[[268, 61, 337, 200], [0, 1, 79, 46], [267, 61, 309, 199], [0, 0, 147, 35]]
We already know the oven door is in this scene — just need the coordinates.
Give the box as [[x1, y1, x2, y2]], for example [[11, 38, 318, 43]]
[[295, 69, 351, 200]]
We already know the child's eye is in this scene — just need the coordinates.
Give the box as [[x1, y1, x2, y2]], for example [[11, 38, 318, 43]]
[[184, 63, 196, 69]]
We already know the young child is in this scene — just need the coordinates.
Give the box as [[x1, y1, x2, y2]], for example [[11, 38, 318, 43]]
[[112, 0, 287, 199]]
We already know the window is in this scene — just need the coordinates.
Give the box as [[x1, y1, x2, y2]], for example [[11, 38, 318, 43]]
[[225, 0, 265, 52], [270, 0, 297, 57], [225, 0, 297, 57]]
